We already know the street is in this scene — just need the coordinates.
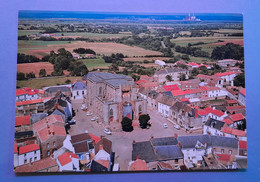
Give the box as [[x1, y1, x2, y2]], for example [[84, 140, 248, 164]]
[[69, 99, 202, 171]]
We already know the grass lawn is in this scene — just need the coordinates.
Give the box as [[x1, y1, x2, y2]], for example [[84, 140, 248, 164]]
[[18, 40, 72, 46], [60, 32, 132, 39], [82, 58, 111, 70], [17, 76, 82, 89], [18, 30, 43, 36]]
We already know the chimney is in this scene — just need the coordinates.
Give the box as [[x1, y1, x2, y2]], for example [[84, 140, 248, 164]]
[[99, 144, 103, 151], [174, 133, 178, 138], [136, 155, 139, 160], [133, 140, 136, 144], [177, 142, 181, 147], [150, 135, 154, 140]]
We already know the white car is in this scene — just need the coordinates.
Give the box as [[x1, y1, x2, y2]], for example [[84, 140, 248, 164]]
[[86, 112, 92, 116], [91, 117, 96, 121], [174, 125, 180, 130], [163, 123, 168, 128], [104, 129, 112, 135]]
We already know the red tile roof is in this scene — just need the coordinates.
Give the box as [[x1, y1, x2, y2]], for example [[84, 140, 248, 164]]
[[130, 159, 149, 171], [15, 115, 31, 126], [221, 127, 247, 137], [37, 125, 66, 142], [14, 141, 18, 153], [180, 98, 190, 103], [226, 106, 246, 110], [57, 152, 79, 166], [89, 133, 101, 145], [215, 71, 239, 77], [222, 118, 233, 125], [196, 74, 221, 81], [239, 88, 246, 96], [187, 62, 199, 66], [16, 97, 51, 106], [158, 161, 174, 170], [136, 79, 147, 85], [198, 107, 224, 117], [229, 113, 244, 122], [239, 141, 247, 149], [171, 89, 202, 96], [33, 114, 64, 132], [216, 153, 231, 162], [142, 82, 158, 88], [16, 88, 39, 96], [163, 84, 180, 91], [199, 86, 220, 91], [19, 144, 40, 155], [14, 157, 58, 173], [226, 100, 239, 104]]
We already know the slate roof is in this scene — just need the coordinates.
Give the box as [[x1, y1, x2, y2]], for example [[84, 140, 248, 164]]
[[71, 133, 92, 144], [157, 94, 175, 106], [84, 72, 133, 88], [155, 145, 183, 160], [171, 102, 194, 117], [72, 81, 86, 91], [15, 131, 34, 139], [95, 138, 112, 154], [155, 68, 188, 75], [177, 135, 212, 149], [147, 90, 159, 99], [132, 141, 156, 162], [151, 137, 178, 146], [205, 118, 225, 130], [45, 86, 71, 93], [90, 160, 108, 172], [73, 142, 89, 154], [31, 113, 48, 124], [211, 136, 238, 149]]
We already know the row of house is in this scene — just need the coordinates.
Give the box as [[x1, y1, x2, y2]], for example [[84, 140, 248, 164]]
[[131, 135, 246, 170]]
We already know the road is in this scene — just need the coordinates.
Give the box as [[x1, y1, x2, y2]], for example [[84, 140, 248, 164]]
[[69, 99, 202, 171]]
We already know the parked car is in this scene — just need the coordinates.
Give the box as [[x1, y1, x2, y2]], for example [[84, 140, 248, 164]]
[[86, 112, 92, 116], [104, 129, 112, 135], [91, 117, 96, 121], [67, 119, 76, 125], [174, 124, 180, 130], [81, 104, 87, 110], [163, 123, 168, 128]]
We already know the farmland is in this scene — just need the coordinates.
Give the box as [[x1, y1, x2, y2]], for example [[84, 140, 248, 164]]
[[59, 32, 132, 39], [81, 58, 111, 70], [18, 41, 163, 58], [17, 76, 82, 89], [123, 57, 172, 62]]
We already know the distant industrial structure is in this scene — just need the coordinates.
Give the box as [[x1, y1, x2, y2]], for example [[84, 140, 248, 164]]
[[184, 13, 201, 21]]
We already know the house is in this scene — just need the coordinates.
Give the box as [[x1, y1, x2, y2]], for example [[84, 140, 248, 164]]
[[72, 53, 81, 59], [215, 153, 236, 169], [157, 94, 175, 117], [155, 60, 166, 67], [238, 140, 247, 156], [203, 118, 227, 136], [196, 74, 222, 87], [147, 90, 159, 110], [128, 158, 149, 171], [163, 84, 180, 91], [170, 102, 202, 129], [154, 68, 189, 83], [33, 114, 66, 158], [71, 81, 87, 100], [214, 71, 240, 86], [94, 137, 113, 171], [15, 115, 31, 132], [216, 59, 238, 68], [89, 160, 108, 172], [16, 88, 39, 102], [199, 86, 227, 98], [18, 144, 40, 166], [225, 99, 239, 106], [228, 113, 246, 129], [179, 79, 201, 90], [198, 107, 227, 123], [14, 141, 19, 167], [57, 152, 80, 172], [44, 85, 71, 97], [14, 157, 59, 173], [238, 88, 246, 106], [220, 127, 247, 141], [171, 89, 203, 99], [71, 133, 95, 162], [85, 54, 95, 58], [15, 97, 51, 116]]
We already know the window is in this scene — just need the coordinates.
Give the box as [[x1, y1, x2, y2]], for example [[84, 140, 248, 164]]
[[34, 157, 37, 161], [229, 150, 232, 155], [47, 143, 49, 149], [24, 159, 27, 163], [99, 87, 102, 95], [47, 151, 50, 156], [34, 151, 37, 154], [53, 141, 56, 147], [24, 153, 26, 157], [82, 91, 84, 95], [221, 149, 224, 154], [77, 91, 79, 96]]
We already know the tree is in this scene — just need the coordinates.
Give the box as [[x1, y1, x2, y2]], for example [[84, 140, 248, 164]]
[[109, 63, 119, 72], [69, 61, 89, 76], [26, 72, 36, 79], [121, 117, 133, 132], [39, 69, 46, 77], [65, 79, 71, 84], [211, 43, 244, 60], [179, 73, 186, 81], [198, 65, 208, 75], [234, 74, 245, 87], [165, 75, 172, 82], [17, 72, 26, 80], [139, 114, 151, 129]]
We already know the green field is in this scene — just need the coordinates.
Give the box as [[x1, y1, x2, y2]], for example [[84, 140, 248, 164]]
[[18, 30, 43, 36], [82, 58, 111, 70], [17, 76, 82, 89], [60, 32, 132, 39]]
